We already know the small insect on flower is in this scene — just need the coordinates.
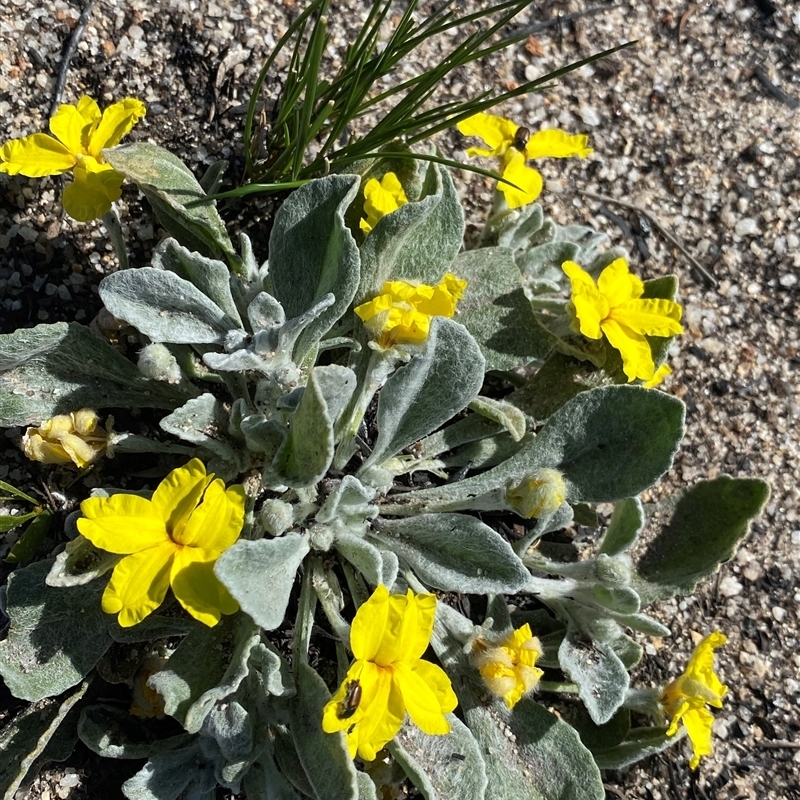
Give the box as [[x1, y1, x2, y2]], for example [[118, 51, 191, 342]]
[[337, 679, 363, 720], [512, 126, 531, 151]]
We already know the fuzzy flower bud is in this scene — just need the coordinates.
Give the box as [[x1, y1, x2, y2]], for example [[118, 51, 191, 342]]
[[472, 624, 544, 708], [506, 468, 566, 519], [22, 409, 113, 468], [138, 343, 182, 384]]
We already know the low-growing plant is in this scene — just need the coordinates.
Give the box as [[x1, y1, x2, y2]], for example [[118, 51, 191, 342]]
[[0, 7, 769, 800]]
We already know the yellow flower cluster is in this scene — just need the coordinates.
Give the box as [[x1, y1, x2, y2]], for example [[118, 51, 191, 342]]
[[661, 630, 728, 770], [473, 623, 544, 708], [354, 273, 467, 349], [457, 111, 591, 209], [0, 96, 145, 221], [360, 172, 408, 234], [22, 409, 112, 469], [322, 585, 457, 761], [562, 258, 683, 383], [78, 459, 245, 628]]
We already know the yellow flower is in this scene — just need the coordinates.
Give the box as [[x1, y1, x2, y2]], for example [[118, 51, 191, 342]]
[[642, 363, 672, 389], [322, 585, 457, 761], [354, 273, 467, 349], [457, 111, 591, 209], [22, 409, 112, 468], [360, 172, 408, 234], [661, 631, 727, 770], [562, 258, 684, 383], [506, 468, 566, 519], [77, 459, 245, 628], [0, 95, 146, 221], [472, 623, 544, 708]]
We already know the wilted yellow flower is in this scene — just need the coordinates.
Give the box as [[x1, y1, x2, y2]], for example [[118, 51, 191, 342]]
[[562, 258, 684, 383], [322, 585, 457, 761], [354, 273, 467, 349], [77, 459, 245, 628], [506, 468, 566, 518], [0, 95, 145, 221], [473, 623, 544, 708], [360, 172, 408, 234], [457, 111, 591, 209], [661, 631, 727, 770], [22, 409, 112, 468]]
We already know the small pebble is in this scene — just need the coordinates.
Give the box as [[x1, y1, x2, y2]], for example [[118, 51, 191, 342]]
[[718, 575, 743, 598], [772, 606, 786, 623], [578, 105, 601, 127], [734, 217, 758, 236]]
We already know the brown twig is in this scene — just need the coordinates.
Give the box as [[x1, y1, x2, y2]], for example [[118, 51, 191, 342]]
[[575, 189, 719, 287], [677, 4, 698, 43]]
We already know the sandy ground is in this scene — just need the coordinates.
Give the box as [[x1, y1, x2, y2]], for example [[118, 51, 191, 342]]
[[1, 0, 799, 797]]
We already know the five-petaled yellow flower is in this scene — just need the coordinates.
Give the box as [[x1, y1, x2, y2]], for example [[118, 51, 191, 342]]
[[354, 273, 467, 349], [473, 623, 544, 708], [0, 95, 146, 221], [360, 172, 408, 234], [22, 409, 112, 469], [562, 258, 684, 383], [322, 584, 457, 761], [77, 458, 245, 628], [457, 111, 591, 209], [661, 631, 728, 770]]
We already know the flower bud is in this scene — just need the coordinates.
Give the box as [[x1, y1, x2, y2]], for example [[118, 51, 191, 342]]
[[258, 499, 295, 537], [506, 468, 566, 519], [22, 409, 112, 468], [137, 343, 182, 384]]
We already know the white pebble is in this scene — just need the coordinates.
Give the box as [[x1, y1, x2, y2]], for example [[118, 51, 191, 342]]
[[128, 24, 144, 40], [579, 105, 601, 127], [780, 274, 799, 288], [792, 530, 800, 546], [772, 606, 786, 623], [718, 575, 743, 598], [734, 217, 758, 236]]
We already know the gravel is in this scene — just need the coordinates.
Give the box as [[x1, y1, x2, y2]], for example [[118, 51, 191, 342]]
[[2, 0, 799, 798]]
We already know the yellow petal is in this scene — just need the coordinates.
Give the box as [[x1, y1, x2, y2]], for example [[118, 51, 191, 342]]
[[597, 258, 644, 306], [498, 149, 542, 209], [642, 363, 672, 389], [322, 661, 366, 734], [525, 129, 592, 160], [88, 97, 146, 157], [457, 112, 517, 156], [22, 433, 72, 465], [601, 319, 654, 382], [685, 631, 728, 703], [411, 659, 457, 714], [562, 261, 607, 339], [151, 459, 213, 538], [78, 494, 170, 553], [361, 176, 404, 234], [682, 706, 715, 769], [350, 584, 391, 662], [170, 548, 238, 627], [71, 409, 100, 435], [75, 96, 103, 125], [610, 299, 684, 337], [393, 662, 451, 735], [57, 432, 102, 468], [103, 543, 175, 627], [62, 159, 124, 221], [49, 101, 97, 155], [0, 133, 75, 177], [373, 589, 436, 666], [349, 660, 404, 761], [173, 478, 245, 551]]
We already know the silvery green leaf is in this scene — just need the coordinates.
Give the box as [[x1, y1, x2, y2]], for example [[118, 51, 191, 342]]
[[315, 475, 377, 532], [495, 202, 544, 250], [0, 561, 111, 701], [147, 614, 259, 732], [243, 747, 303, 800], [453, 248, 556, 371], [100, 267, 242, 344], [468, 396, 526, 442], [152, 238, 243, 327], [215, 534, 310, 631], [432, 604, 603, 800], [312, 364, 357, 425], [46, 535, 120, 587], [606, 613, 670, 637], [273, 369, 335, 488], [558, 627, 629, 726], [0, 679, 88, 799], [78, 704, 190, 759], [384, 385, 684, 515], [335, 533, 398, 588], [121, 741, 217, 800], [371, 514, 528, 594], [389, 714, 487, 800], [633, 476, 770, 604], [590, 728, 675, 770], [599, 497, 645, 556], [291, 662, 359, 800], [200, 699, 253, 785], [0, 322, 187, 427], [250, 640, 296, 698], [247, 291, 285, 331], [239, 415, 286, 458], [356, 772, 379, 799], [269, 175, 361, 360], [108, 612, 198, 643], [105, 142, 236, 264], [416, 415, 505, 460], [358, 161, 464, 298], [360, 318, 484, 472], [199, 159, 228, 195]]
